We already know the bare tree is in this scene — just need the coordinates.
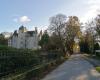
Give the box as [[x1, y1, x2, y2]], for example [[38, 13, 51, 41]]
[[48, 14, 81, 55], [49, 14, 67, 53], [84, 15, 100, 53], [95, 15, 100, 35], [49, 14, 66, 36]]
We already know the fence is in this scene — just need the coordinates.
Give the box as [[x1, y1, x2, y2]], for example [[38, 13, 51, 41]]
[[1, 58, 65, 80], [0, 49, 62, 79]]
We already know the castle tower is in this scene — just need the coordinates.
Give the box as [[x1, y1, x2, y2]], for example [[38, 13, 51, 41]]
[[19, 25, 27, 33]]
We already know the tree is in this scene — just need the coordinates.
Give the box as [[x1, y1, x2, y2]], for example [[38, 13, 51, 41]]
[[64, 16, 81, 54], [38, 30, 50, 50], [83, 23, 94, 53], [48, 14, 81, 55], [49, 32, 63, 50], [48, 14, 67, 53], [0, 34, 8, 45], [84, 15, 100, 53], [49, 14, 66, 35], [94, 43, 100, 50], [95, 15, 100, 35]]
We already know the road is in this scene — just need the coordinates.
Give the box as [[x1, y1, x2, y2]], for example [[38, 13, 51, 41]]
[[42, 54, 100, 80]]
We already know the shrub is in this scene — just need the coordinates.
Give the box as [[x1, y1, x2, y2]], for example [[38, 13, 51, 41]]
[[96, 67, 100, 72], [0, 46, 63, 78]]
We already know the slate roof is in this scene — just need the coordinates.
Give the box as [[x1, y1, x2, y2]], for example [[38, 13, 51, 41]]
[[13, 30, 18, 36], [19, 25, 24, 30], [27, 31, 36, 36]]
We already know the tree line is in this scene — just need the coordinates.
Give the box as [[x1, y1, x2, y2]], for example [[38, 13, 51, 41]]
[[39, 14, 100, 55], [39, 14, 81, 55]]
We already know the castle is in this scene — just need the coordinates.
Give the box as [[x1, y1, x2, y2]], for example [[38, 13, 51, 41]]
[[8, 26, 39, 49]]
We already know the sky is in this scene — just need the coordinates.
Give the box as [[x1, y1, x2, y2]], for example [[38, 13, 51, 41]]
[[0, 0, 100, 32]]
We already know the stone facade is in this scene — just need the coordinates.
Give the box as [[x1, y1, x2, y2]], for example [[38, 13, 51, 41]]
[[8, 26, 38, 49]]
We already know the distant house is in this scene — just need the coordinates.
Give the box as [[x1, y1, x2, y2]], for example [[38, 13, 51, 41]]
[[8, 25, 39, 49]]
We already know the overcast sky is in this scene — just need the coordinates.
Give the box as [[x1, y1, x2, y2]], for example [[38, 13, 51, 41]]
[[0, 0, 100, 32]]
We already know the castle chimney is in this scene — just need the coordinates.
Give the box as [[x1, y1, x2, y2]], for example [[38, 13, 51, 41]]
[[35, 27, 37, 33]]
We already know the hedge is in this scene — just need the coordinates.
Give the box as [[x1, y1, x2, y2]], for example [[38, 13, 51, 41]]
[[1, 58, 66, 80], [0, 46, 63, 79]]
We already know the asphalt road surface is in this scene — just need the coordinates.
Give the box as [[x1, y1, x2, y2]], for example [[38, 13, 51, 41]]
[[42, 54, 100, 80]]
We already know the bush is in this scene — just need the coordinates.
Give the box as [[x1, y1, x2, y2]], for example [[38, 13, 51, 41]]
[[0, 46, 63, 78], [96, 67, 100, 72], [0, 46, 41, 77], [0, 58, 66, 80]]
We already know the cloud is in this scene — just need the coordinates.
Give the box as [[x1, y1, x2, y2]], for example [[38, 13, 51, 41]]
[[80, 0, 100, 23], [88, 0, 100, 5], [19, 16, 31, 23], [13, 16, 31, 23]]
